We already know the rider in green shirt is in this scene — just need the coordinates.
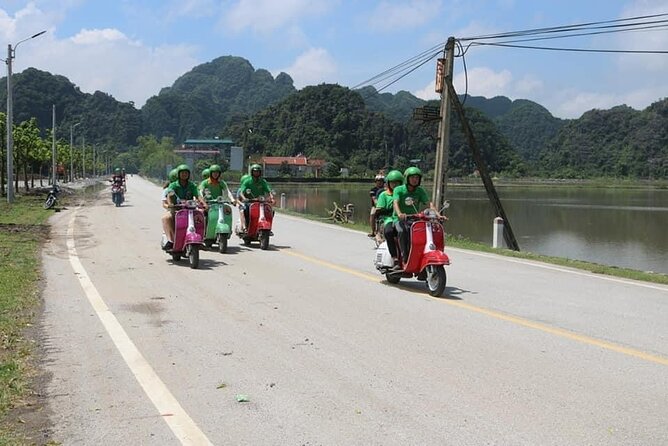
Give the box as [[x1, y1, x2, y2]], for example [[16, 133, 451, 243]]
[[200, 164, 235, 202], [161, 164, 205, 250], [238, 164, 274, 232], [392, 167, 436, 264]]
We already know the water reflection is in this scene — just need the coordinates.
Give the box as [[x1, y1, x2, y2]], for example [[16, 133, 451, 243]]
[[279, 183, 668, 274]]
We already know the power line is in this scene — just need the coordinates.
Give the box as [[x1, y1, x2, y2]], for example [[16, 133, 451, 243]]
[[459, 12, 668, 42], [470, 42, 668, 54]]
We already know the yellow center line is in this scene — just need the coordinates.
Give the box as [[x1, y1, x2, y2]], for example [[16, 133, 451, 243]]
[[282, 248, 668, 367]]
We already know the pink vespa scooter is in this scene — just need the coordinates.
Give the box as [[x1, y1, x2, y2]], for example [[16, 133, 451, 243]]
[[162, 198, 206, 268]]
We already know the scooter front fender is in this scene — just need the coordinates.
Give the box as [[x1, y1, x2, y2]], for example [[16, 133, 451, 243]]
[[419, 251, 450, 272], [185, 232, 204, 244], [217, 222, 232, 235], [257, 220, 272, 231]]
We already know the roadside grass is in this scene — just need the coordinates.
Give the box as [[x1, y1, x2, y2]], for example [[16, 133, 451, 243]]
[[275, 207, 668, 286], [0, 187, 83, 445], [0, 193, 51, 445]]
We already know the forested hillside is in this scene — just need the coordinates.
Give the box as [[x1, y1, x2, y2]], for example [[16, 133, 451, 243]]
[[0, 68, 141, 148], [540, 100, 668, 178], [141, 56, 296, 142], [223, 84, 526, 177]]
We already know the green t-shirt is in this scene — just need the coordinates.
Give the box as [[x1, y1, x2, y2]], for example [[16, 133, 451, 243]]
[[167, 180, 200, 202], [392, 184, 430, 222], [200, 179, 231, 200], [239, 177, 271, 199], [375, 190, 395, 226]]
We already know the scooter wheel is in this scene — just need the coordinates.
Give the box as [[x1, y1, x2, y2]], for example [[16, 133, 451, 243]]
[[188, 246, 199, 269], [218, 235, 228, 253], [425, 265, 447, 297], [260, 231, 270, 250], [385, 272, 401, 284]]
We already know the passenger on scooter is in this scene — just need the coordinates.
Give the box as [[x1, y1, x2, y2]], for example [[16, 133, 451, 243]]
[[367, 174, 386, 237], [393, 167, 438, 264], [200, 164, 235, 202], [161, 168, 178, 205], [238, 164, 274, 233], [374, 170, 403, 264], [121, 168, 127, 191], [161, 164, 206, 250], [199, 168, 210, 190]]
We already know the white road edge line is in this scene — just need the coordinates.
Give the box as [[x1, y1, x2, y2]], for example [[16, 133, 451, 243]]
[[66, 210, 213, 446]]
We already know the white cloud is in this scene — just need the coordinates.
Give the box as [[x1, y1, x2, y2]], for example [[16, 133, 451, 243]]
[[18, 29, 198, 108], [164, 0, 217, 21], [368, 0, 441, 31], [71, 28, 130, 45], [413, 80, 439, 100], [453, 67, 513, 98], [277, 48, 337, 88], [221, 0, 331, 33], [553, 91, 620, 118]]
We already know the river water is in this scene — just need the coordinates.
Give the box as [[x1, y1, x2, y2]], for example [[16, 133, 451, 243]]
[[274, 183, 668, 274]]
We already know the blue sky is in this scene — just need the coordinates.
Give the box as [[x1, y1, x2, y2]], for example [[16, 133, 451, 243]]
[[1, 0, 667, 118]]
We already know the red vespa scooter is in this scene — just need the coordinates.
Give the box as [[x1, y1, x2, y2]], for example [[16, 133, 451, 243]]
[[237, 197, 274, 250], [374, 208, 450, 296]]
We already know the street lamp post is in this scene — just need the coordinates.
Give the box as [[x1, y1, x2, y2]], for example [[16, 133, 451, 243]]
[[4, 30, 46, 203], [70, 122, 80, 182]]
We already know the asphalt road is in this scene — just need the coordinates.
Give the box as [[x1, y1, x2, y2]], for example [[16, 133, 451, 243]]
[[40, 176, 668, 445]]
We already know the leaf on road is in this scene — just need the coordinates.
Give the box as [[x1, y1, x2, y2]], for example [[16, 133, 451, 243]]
[[236, 394, 249, 402], [217, 382, 227, 389]]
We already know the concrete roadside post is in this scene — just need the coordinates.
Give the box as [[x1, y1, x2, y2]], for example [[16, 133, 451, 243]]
[[493, 217, 505, 249], [280, 193, 286, 209]]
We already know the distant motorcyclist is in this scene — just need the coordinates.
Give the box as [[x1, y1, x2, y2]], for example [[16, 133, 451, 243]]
[[110, 167, 124, 185], [238, 164, 274, 233], [161, 164, 206, 250]]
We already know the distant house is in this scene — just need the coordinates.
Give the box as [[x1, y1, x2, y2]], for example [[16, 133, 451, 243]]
[[174, 138, 244, 171], [261, 155, 326, 178]]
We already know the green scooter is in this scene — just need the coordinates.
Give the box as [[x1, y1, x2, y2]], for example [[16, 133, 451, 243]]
[[204, 195, 234, 253]]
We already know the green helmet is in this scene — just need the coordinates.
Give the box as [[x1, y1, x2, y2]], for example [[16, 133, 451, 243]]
[[386, 170, 403, 184], [404, 166, 422, 178], [250, 163, 262, 172], [201, 168, 210, 179], [176, 164, 190, 176], [168, 168, 178, 182], [209, 164, 222, 173], [114, 167, 121, 173]]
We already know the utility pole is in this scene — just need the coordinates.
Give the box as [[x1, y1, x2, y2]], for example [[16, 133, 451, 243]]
[[81, 135, 85, 178], [5, 31, 46, 203], [6, 44, 14, 202], [70, 122, 80, 182], [432, 37, 455, 209], [51, 105, 56, 185]]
